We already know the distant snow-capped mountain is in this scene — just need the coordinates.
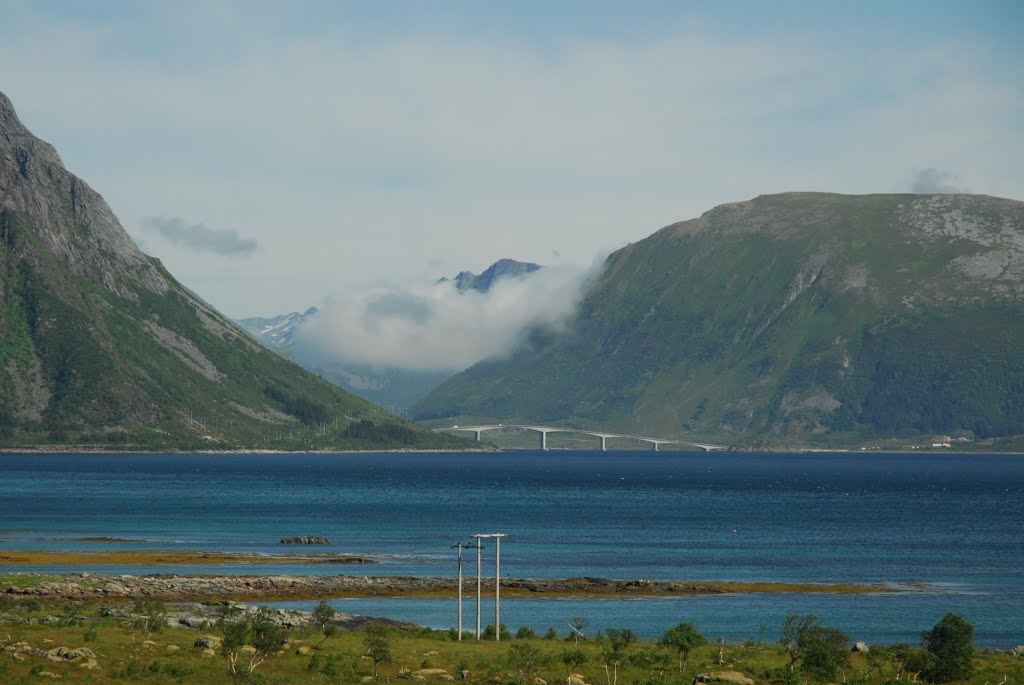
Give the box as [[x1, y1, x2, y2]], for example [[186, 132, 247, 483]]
[[236, 307, 318, 351]]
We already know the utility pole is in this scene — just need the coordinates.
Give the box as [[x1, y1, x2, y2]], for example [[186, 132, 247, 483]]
[[472, 533, 507, 641], [475, 536, 483, 640], [451, 542, 468, 640], [495, 535, 502, 641]]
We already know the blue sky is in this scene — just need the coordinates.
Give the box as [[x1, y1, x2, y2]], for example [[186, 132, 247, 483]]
[[2, 0, 1022, 318]]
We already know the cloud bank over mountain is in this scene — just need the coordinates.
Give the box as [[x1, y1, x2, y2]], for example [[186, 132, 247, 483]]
[[301, 262, 599, 371]]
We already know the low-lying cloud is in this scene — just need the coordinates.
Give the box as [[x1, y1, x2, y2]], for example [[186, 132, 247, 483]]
[[144, 217, 259, 257], [912, 168, 965, 194], [299, 261, 602, 372]]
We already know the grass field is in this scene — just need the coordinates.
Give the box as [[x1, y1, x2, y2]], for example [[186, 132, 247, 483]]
[[1, 599, 1020, 685]]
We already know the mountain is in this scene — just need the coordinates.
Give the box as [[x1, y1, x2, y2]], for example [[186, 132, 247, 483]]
[[237, 258, 544, 410], [439, 258, 541, 293], [412, 192, 1024, 446], [0, 91, 463, 451], [237, 307, 319, 349]]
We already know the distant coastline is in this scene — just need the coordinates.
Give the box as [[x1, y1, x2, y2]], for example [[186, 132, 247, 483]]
[[2, 571, 913, 603]]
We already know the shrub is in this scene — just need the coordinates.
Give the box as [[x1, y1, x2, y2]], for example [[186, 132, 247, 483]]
[[921, 613, 974, 683]]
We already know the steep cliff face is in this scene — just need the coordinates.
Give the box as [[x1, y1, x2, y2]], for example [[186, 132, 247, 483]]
[[0, 91, 461, 450], [0, 93, 167, 300], [413, 192, 1024, 444]]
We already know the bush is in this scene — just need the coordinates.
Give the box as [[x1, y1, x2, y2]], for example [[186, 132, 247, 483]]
[[779, 613, 850, 683], [921, 613, 974, 683], [660, 621, 707, 671]]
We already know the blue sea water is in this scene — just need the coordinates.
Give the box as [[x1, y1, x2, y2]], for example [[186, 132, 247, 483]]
[[1, 451, 1022, 646]]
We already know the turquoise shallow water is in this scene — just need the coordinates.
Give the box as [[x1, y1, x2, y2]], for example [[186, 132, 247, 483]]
[[1, 450, 1022, 646]]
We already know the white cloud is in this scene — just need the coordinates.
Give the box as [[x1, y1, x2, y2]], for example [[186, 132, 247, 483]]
[[300, 263, 598, 371], [145, 216, 259, 256], [1, 3, 1021, 317]]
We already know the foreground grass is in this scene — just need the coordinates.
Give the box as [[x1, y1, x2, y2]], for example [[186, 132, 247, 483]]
[[1, 601, 1021, 685]]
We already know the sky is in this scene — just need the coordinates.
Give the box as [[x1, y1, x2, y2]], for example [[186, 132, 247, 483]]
[[2, 0, 1023, 320]]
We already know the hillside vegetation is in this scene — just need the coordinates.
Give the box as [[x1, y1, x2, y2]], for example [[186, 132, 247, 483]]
[[413, 193, 1024, 446]]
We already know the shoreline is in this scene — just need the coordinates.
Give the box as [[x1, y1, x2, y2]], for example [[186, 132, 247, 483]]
[[1, 572, 916, 603], [0, 550, 375, 566], [2, 445, 1022, 455]]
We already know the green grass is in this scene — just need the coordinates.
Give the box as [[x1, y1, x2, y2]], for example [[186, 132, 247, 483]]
[[1, 601, 1021, 685]]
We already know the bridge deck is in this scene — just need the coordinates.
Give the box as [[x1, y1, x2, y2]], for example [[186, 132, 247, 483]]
[[435, 424, 726, 451]]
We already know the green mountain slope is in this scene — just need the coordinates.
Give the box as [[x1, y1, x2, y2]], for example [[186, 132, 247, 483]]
[[412, 192, 1024, 445], [0, 91, 463, 451]]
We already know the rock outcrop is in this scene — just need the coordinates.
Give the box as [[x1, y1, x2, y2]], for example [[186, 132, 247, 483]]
[[280, 536, 331, 545]]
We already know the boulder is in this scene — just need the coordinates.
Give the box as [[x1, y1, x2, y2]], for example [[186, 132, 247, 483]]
[[280, 536, 331, 545], [693, 672, 754, 685], [853, 641, 870, 653], [194, 635, 222, 649], [166, 645, 180, 652], [240, 645, 257, 655], [79, 658, 101, 670], [200, 648, 216, 658], [569, 674, 591, 685], [35, 671, 61, 679], [178, 615, 208, 628], [1011, 645, 1024, 657], [413, 668, 454, 680], [296, 645, 314, 655]]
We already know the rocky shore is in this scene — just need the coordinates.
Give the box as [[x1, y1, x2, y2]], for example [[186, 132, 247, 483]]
[[2, 572, 902, 603]]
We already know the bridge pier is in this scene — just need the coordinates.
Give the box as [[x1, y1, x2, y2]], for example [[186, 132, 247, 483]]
[[599, 435, 606, 451], [540, 431, 547, 451], [474, 430, 481, 441], [652, 442, 659, 451]]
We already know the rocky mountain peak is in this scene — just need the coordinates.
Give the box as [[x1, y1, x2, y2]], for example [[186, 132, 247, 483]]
[[0, 90, 166, 299]]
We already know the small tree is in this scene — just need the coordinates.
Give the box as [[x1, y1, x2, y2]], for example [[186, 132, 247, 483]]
[[779, 613, 849, 682], [659, 622, 707, 672], [570, 616, 590, 646], [483, 623, 512, 640], [364, 624, 393, 678], [313, 600, 337, 649], [921, 613, 974, 683], [220, 618, 248, 676], [780, 613, 820, 672], [562, 647, 590, 684], [627, 648, 671, 682], [801, 626, 850, 682], [601, 628, 637, 685], [507, 643, 547, 685], [220, 609, 286, 676], [246, 607, 287, 674]]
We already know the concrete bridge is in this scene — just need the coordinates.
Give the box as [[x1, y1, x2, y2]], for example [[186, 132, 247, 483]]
[[435, 424, 727, 452]]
